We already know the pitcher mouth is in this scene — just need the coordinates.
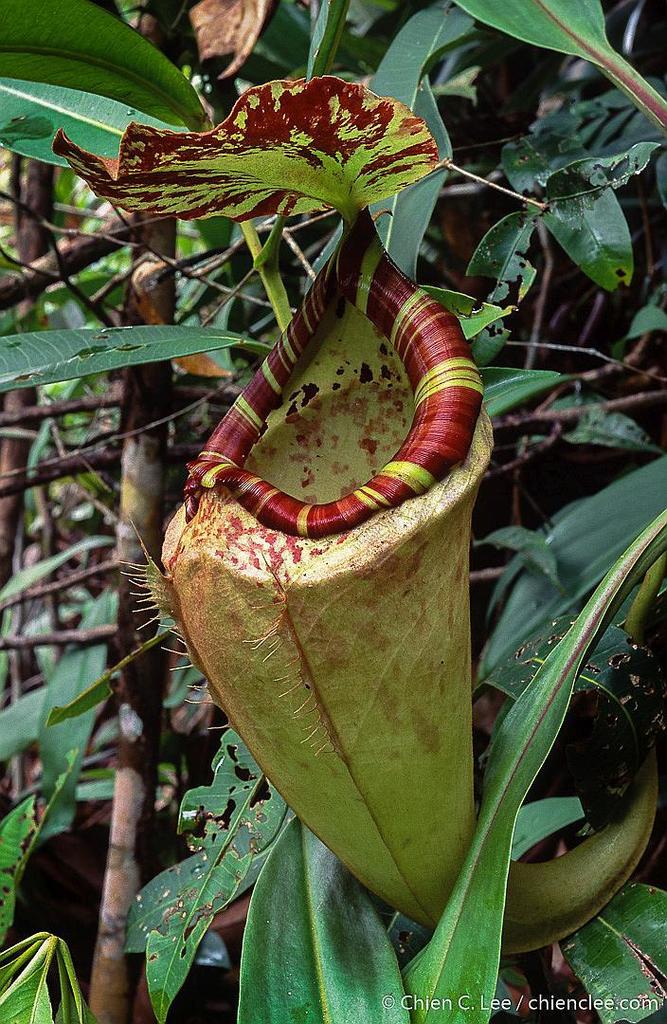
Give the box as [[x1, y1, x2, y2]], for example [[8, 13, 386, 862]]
[[185, 211, 483, 539]]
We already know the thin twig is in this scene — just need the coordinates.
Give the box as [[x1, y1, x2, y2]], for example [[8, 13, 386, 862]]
[[470, 567, 505, 584], [504, 340, 667, 385], [524, 220, 554, 370], [486, 426, 563, 478], [0, 390, 122, 428], [493, 390, 667, 433], [435, 158, 547, 211], [0, 625, 117, 650], [0, 558, 120, 612], [283, 227, 317, 280]]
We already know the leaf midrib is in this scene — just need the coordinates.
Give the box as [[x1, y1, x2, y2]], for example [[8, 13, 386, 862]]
[[0, 44, 198, 128], [0, 80, 126, 139]]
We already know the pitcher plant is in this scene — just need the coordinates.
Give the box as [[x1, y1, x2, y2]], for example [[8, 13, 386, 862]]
[[54, 75, 658, 950]]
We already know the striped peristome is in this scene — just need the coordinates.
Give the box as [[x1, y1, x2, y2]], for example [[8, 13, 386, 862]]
[[185, 211, 483, 538]]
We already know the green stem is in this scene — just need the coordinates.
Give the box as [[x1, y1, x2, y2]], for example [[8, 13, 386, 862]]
[[625, 551, 667, 644], [241, 221, 292, 332], [600, 53, 667, 134], [308, 0, 351, 78]]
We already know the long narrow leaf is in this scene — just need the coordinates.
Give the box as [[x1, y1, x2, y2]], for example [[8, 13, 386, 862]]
[[450, 0, 667, 131], [403, 508, 667, 1024], [371, 1, 473, 275], [0, 327, 266, 393], [0, 0, 205, 128], [0, 78, 175, 166], [238, 819, 410, 1024]]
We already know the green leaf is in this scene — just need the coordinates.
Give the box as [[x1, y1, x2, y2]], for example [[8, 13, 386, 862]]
[[543, 144, 659, 290], [626, 303, 667, 340], [0, 326, 265, 393], [126, 844, 273, 953], [467, 211, 538, 364], [370, 1, 474, 275], [546, 143, 660, 202], [307, 0, 351, 78], [0, 0, 205, 129], [480, 367, 564, 416], [403, 508, 667, 1024], [489, 620, 666, 829], [512, 797, 584, 860], [478, 525, 561, 588], [144, 731, 287, 1024], [0, 798, 37, 943], [423, 288, 510, 340], [502, 109, 588, 194], [656, 151, 667, 208], [0, 935, 95, 1024], [0, 537, 112, 606], [468, 211, 538, 302], [238, 819, 410, 1024], [0, 78, 176, 166], [563, 407, 661, 453], [38, 593, 116, 842], [55, 938, 93, 1024], [54, 77, 438, 224], [0, 690, 45, 761], [562, 884, 667, 1024], [0, 935, 56, 1024], [448, 0, 667, 131], [482, 455, 667, 673], [47, 630, 167, 727]]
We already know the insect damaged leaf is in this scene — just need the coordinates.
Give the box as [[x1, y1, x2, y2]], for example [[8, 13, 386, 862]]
[[488, 619, 666, 829], [53, 76, 439, 223], [0, 798, 37, 944], [562, 883, 667, 1024], [138, 731, 287, 1024]]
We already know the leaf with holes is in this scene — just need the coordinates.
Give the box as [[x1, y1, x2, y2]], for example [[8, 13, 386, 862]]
[[543, 144, 659, 291], [502, 108, 588, 194], [0, 326, 265, 393], [0, 798, 37, 944], [423, 288, 510, 340], [563, 407, 661, 453], [562, 883, 667, 1024], [53, 76, 438, 223], [143, 731, 287, 1024], [488, 620, 666, 828], [467, 211, 538, 364]]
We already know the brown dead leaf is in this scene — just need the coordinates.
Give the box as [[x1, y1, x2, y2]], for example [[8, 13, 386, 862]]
[[189, 0, 275, 78], [173, 354, 233, 378]]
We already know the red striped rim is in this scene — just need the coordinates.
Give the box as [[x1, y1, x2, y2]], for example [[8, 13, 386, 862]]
[[185, 211, 483, 538]]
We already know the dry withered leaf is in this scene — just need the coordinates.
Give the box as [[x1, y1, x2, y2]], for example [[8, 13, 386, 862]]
[[189, 0, 275, 79]]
